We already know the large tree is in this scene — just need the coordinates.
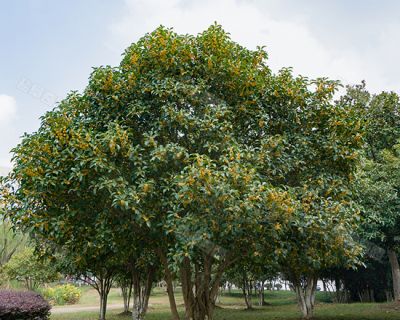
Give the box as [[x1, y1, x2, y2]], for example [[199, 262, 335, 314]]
[[356, 147, 400, 301], [246, 66, 365, 319], [2, 25, 364, 320], [344, 83, 400, 301]]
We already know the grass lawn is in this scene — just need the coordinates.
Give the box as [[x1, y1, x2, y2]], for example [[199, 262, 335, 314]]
[[50, 287, 400, 320]]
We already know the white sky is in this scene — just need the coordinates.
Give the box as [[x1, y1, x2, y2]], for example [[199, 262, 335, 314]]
[[2, 0, 400, 168]]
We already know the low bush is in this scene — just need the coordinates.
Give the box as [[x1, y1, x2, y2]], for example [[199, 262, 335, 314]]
[[0, 290, 51, 320], [41, 284, 81, 305]]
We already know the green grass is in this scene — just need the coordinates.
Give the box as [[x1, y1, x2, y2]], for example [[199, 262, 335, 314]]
[[50, 287, 400, 320], [76, 287, 124, 306]]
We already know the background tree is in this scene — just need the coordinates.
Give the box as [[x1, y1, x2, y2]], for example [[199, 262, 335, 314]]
[[247, 70, 365, 319], [0, 220, 27, 268], [3, 247, 59, 290], [225, 256, 277, 309], [356, 146, 400, 301], [344, 83, 400, 302]]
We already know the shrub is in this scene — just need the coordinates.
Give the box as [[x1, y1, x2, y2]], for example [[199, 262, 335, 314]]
[[41, 284, 81, 305], [0, 290, 51, 320]]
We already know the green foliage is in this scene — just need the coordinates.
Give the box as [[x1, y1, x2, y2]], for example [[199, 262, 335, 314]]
[[1, 24, 366, 319], [3, 247, 60, 290], [356, 146, 400, 248], [345, 82, 400, 249]]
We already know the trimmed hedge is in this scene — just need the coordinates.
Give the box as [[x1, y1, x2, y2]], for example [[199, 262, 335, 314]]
[[0, 290, 51, 320]]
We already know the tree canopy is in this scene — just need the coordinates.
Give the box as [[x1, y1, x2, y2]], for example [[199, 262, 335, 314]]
[[2, 24, 366, 320]]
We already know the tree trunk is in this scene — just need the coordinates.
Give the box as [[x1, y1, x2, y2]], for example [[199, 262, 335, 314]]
[[334, 277, 341, 303], [388, 249, 400, 302], [385, 289, 393, 302], [158, 250, 180, 320], [258, 281, 266, 306], [121, 279, 133, 313], [180, 253, 232, 320], [292, 275, 318, 319], [242, 272, 252, 309], [79, 271, 113, 320], [96, 274, 113, 320], [99, 292, 108, 320], [128, 282, 133, 311], [181, 257, 195, 319], [242, 286, 252, 309], [122, 286, 129, 313], [132, 267, 154, 320]]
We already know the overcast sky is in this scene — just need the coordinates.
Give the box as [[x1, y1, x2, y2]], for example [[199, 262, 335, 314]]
[[2, 0, 400, 168]]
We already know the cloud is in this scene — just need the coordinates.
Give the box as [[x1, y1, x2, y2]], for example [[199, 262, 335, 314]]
[[107, 0, 400, 94], [0, 94, 17, 125]]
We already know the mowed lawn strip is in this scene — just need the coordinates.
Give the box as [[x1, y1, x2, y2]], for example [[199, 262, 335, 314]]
[[50, 288, 400, 320]]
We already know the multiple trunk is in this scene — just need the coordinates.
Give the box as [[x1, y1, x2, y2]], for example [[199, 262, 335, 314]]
[[291, 274, 318, 319], [131, 267, 155, 320], [357, 288, 375, 302], [241, 272, 253, 309], [75, 251, 400, 320], [80, 271, 113, 320], [121, 279, 133, 314], [180, 254, 231, 320], [95, 274, 113, 320], [258, 281, 267, 306], [24, 277, 37, 291], [388, 249, 400, 302]]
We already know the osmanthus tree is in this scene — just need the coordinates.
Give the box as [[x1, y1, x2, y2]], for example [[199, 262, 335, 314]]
[[241, 65, 364, 318], [1, 24, 364, 320], [0, 112, 133, 319], [1, 25, 265, 320], [1, 113, 159, 320], [169, 151, 276, 319], [343, 83, 400, 301], [271, 187, 363, 318], [236, 63, 365, 319]]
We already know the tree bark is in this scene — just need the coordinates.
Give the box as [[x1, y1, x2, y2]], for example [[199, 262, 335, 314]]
[[181, 257, 195, 319], [132, 267, 154, 320], [292, 275, 318, 319], [81, 271, 113, 320], [158, 250, 180, 320], [388, 249, 400, 302], [258, 281, 266, 306], [99, 292, 108, 320], [128, 282, 133, 311], [242, 272, 252, 309], [121, 279, 133, 313], [334, 277, 341, 303], [122, 286, 129, 313], [180, 252, 234, 320]]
